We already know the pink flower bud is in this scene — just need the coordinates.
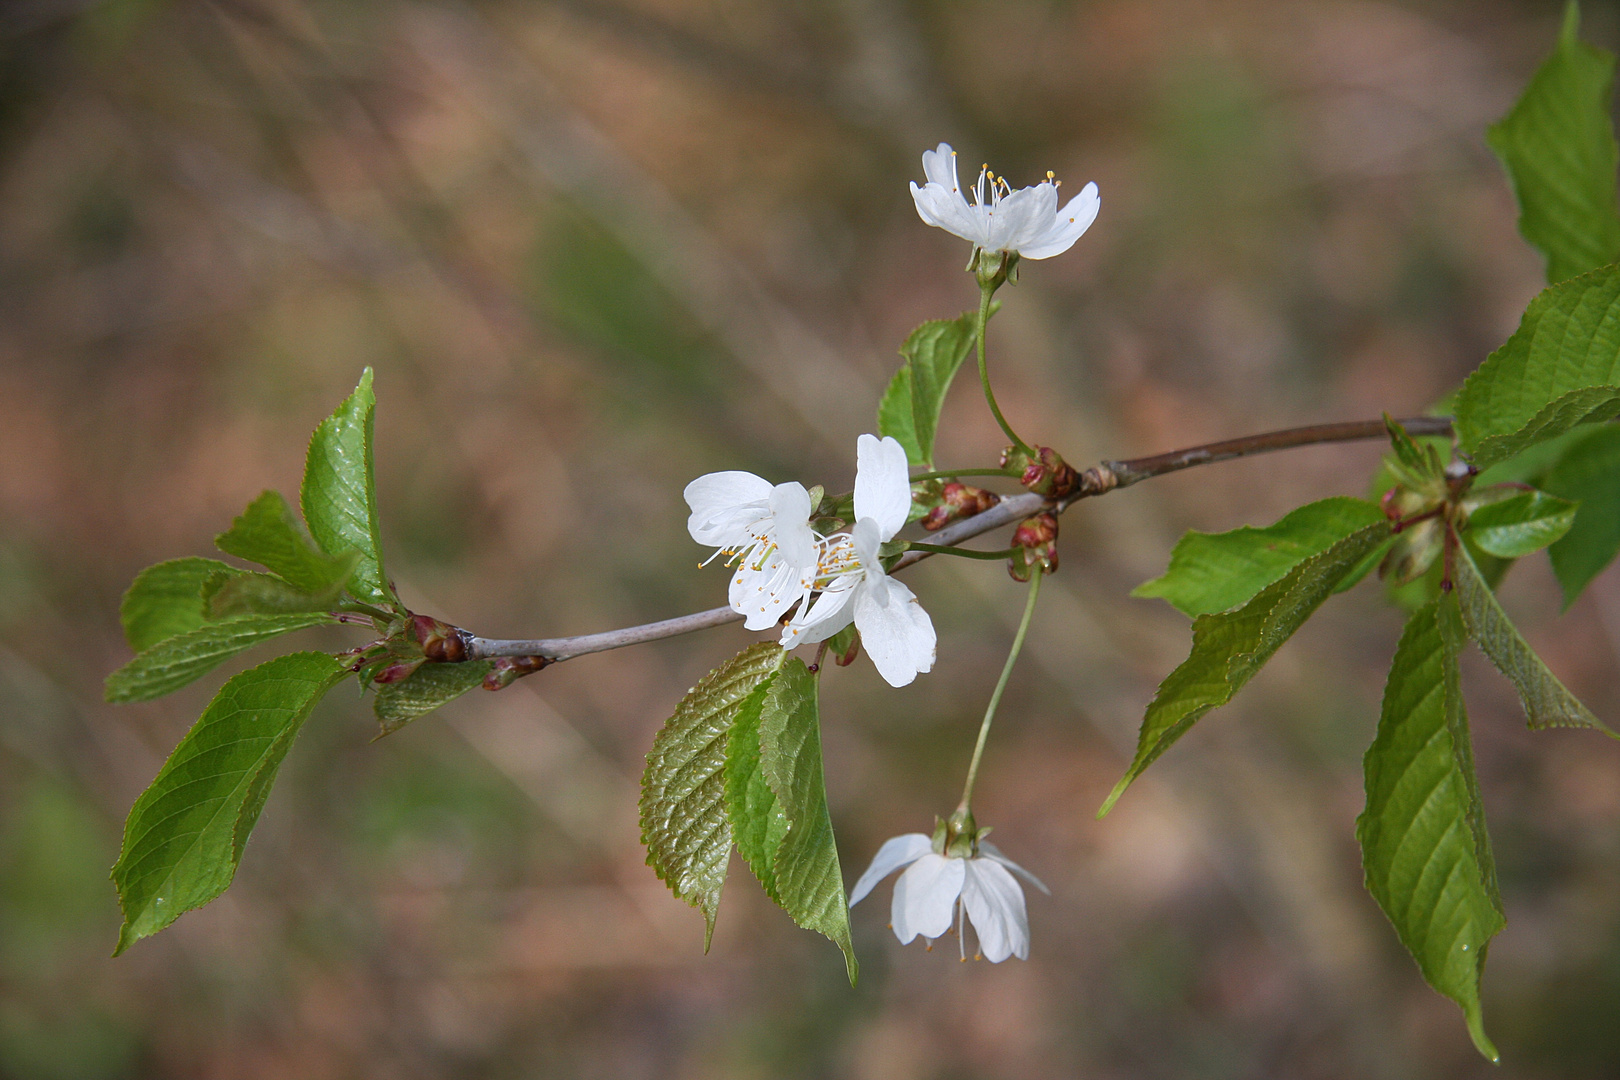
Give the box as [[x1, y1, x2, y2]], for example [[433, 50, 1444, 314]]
[[921, 482, 1001, 531], [373, 657, 426, 685], [482, 655, 550, 690], [1008, 512, 1060, 580]]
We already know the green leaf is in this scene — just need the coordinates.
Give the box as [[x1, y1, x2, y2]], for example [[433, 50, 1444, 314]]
[[1487, 2, 1620, 286], [301, 369, 393, 607], [111, 651, 347, 953], [757, 658, 857, 983], [215, 490, 361, 595], [1464, 491, 1578, 558], [1473, 424, 1593, 487], [1452, 545, 1614, 735], [1336, 534, 1396, 596], [119, 557, 245, 653], [373, 660, 493, 736], [202, 564, 357, 618], [1452, 267, 1620, 467], [1133, 497, 1386, 617], [640, 643, 785, 947], [1384, 414, 1445, 486], [902, 313, 976, 469], [1541, 424, 1620, 605], [1100, 523, 1390, 816], [1357, 597, 1503, 1062], [876, 367, 924, 465], [724, 679, 790, 905], [104, 613, 335, 703]]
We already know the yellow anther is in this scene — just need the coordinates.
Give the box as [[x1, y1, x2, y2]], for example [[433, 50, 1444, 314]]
[[1046, 170, 1055, 181]]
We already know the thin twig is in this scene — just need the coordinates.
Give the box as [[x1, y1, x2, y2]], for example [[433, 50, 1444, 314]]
[[468, 415, 1453, 661], [1100, 416, 1454, 489]]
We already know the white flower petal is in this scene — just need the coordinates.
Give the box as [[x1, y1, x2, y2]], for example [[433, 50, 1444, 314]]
[[921, 143, 959, 192], [848, 833, 934, 907], [961, 858, 1029, 962], [853, 573, 936, 688], [767, 482, 817, 568], [909, 182, 953, 229], [913, 182, 987, 245], [891, 853, 964, 943], [731, 549, 812, 631], [1001, 182, 1060, 251], [979, 841, 1051, 895], [849, 518, 883, 572], [685, 471, 772, 546], [854, 434, 913, 541], [1017, 182, 1100, 260], [983, 182, 1050, 251], [779, 582, 856, 648]]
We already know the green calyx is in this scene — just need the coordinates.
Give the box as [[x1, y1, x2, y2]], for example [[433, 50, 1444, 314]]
[[933, 809, 983, 859], [972, 248, 1018, 290]]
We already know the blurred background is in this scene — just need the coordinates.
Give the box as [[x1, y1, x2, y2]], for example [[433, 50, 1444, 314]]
[[4, 0, 1620, 1076]]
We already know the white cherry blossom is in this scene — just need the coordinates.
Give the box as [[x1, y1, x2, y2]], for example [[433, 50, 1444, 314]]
[[781, 434, 936, 688], [685, 471, 820, 631], [849, 831, 1049, 962], [910, 142, 1099, 260]]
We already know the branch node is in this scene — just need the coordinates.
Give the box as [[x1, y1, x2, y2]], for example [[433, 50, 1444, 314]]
[[1080, 462, 1120, 496]]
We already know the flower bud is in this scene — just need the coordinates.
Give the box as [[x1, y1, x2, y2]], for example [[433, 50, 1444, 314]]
[[1381, 485, 1433, 525], [1003, 445, 1079, 500], [1009, 512, 1059, 580], [482, 654, 550, 690], [1379, 517, 1444, 585], [372, 657, 426, 685], [921, 481, 1001, 531], [411, 614, 471, 663]]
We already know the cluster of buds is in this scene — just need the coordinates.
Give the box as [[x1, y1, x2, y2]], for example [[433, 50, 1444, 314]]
[[1008, 511, 1059, 581], [919, 481, 1000, 531], [1002, 445, 1080, 500], [362, 613, 473, 685], [410, 614, 471, 662], [1379, 459, 1479, 586], [357, 612, 546, 691]]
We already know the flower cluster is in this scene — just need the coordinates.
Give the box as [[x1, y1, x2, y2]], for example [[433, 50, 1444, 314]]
[[676, 141, 1092, 961], [684, 434, 936, 688]]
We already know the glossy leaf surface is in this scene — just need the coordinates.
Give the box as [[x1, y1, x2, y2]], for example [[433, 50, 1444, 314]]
[[111, 652, 347, 953], [1133, 497, 1385, 617], [1358, 597, 1503, 1062], [105, 612, 335, 703], [301, 368, 393, 607], [640, 643, 784, 947], [1487, 3, 1620, 285], [1101, 523, 1391, 816]]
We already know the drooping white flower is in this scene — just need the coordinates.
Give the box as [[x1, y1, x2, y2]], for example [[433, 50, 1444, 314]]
[[910, 142, 1099, 260], [849, 831, 1049, 963], [685, 471, 821, 631], [781, 434, 936, 688]]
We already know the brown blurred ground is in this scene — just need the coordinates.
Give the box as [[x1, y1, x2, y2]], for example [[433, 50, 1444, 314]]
[[5, 0, 1620, 1076]]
